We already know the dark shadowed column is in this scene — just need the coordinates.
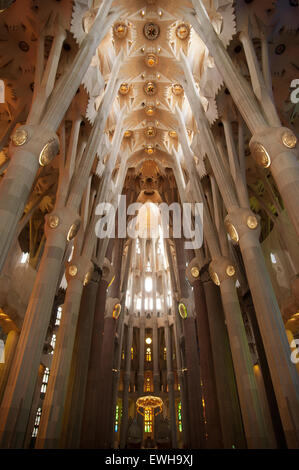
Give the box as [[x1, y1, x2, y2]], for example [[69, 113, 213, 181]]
[[193, 273, 223, 448]]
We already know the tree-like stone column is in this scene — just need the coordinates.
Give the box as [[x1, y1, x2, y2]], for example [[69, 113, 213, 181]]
[[80, 276, 109, 448], [61, 269, 101, 449], [187, 0, 299, 240], [164, 319, 178, 448], [192, 273, 223, 448], [203, 280, 246, 448], [120, 319, 134, 449], [0, 330, 19, 404], [0, 0, 120, 272]]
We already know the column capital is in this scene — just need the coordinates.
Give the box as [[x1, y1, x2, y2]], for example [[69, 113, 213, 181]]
[[65, 255, 93, 285], [10, 125, 59, 168], [250, 126, 298, 169], [209, 256, 236, 287], [44, 206, 81, 241], [224, 207, 261, 245]]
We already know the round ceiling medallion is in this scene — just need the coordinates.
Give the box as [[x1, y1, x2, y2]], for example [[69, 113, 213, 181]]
[[145, 53, 158, 68], [145, 106, 155, 116], [172, 83, 183, 95], [113, 22, 128, 39], [143, 22, 160, 40], [176, 23, 190, 40], [119, 83, 130, 95], [145, 126, 156, 137], [169, 130, 177, 138], [145, 145, 155, 155], [144, 81, 157, 96], [124, 130, 132, 138]]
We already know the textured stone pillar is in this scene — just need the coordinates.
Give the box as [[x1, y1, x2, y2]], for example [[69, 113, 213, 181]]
[[95, 314, 117, 448], [218, 271, 270, 448], [225, 209, 299, 448], [80, 278, 108, 448], [137, 321, 145, 396], [204, 280, 246, 448], [189, 0, 299, 240], [253, 364, 277, 448], [182, 315, 205, 449], [286, 330, 299, 376], [0, 212, 77, 448], [174, 237, 205, 449], [61, 272, 100, 449], [243, 295, 285, 448], [164, 321, 178, 448], [0, 330, 19, 404], [120, 321, 133, 449], [172, 315, 188, 448], [96, 238, 123, 449], [193, 277, 223, 448], [0, 0, 118, 272], [152, 320, 160, 393], [36, 254, 92, 448], [110, 241, 133, 447]]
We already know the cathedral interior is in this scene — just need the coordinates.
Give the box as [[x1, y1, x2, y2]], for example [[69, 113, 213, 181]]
[[0, 0, 299, 450]]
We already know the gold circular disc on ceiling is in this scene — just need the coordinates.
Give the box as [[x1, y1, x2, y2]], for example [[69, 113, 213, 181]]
[[144, 81, 157, 96], [113, 22, 128, 39], [145, 126, 156, 137], [172, 83, 183, 96], [145, 106, 155, 116], [176, 23, 190, 40], [145, 53, 158, 68], [145, 145, 155, 155], [119, 83, 130, 95], [143, 22, 160, 40]]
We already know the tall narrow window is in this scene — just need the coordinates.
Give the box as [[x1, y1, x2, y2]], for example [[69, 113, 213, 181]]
[[146, 347, 152, 362], [55, 306, 62, 326], [178, 402, 182, 432], [144, 408, 153, 433], [163, 347, 167, 361], [32, 407, 42, 437], [145, 377, 151, 392], [131, 347, 134, 360], [50, 334, 56, 354], [145, 276, 152, 292], [115, 405, 119, 432]]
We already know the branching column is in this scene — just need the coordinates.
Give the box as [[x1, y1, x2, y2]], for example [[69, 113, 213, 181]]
[[188, 0, 299, 240], [0, 0, 119, 271]]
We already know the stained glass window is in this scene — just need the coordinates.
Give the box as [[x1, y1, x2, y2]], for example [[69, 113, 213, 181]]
[[144, 408, 153, 433], [178, 402, 182, 432], [146, 347, 152, 362]]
